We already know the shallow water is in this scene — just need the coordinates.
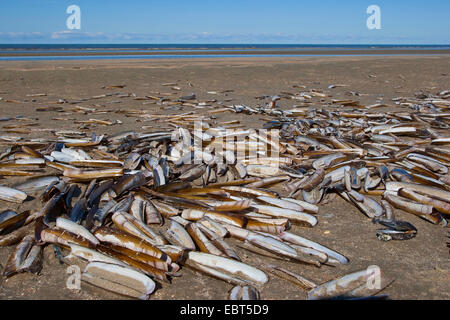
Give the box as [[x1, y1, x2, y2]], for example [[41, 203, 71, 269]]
[[0, 44, 449, 61], [0, 53, 449, 61]]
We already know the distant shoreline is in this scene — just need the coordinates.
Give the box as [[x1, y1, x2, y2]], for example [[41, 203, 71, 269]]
[[2, 49, 450, 55], [0, 48, 449, 61], [1, 44, 449, 60]]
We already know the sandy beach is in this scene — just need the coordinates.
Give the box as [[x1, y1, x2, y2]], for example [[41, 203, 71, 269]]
[[0, 54, 449, 300]]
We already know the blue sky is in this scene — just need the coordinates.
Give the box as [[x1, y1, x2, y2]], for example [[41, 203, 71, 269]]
[[0, 0, 448, 44]]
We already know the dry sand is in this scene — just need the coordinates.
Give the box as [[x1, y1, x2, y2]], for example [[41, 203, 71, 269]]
[[0, 55, 449, 300]]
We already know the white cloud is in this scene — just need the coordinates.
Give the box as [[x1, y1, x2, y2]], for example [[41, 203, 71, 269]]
[[51, 30, 106, 40], [0, 32, 46, 39]]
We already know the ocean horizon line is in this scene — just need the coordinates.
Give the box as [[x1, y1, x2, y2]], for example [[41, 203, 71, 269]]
[[1, 43, 450, 48]]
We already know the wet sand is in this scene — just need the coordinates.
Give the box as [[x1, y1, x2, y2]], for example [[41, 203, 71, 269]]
[[0, 55, 449, 300]]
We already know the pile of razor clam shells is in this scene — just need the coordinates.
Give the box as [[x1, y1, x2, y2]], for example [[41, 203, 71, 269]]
[[0, 87, 449, 300]]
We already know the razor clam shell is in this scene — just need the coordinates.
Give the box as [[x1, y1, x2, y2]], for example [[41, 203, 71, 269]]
[[13, 176, 60, 193], [81, 272, 150, 300], [229, 285, 261, 300], [386, 181, 450, 200], [186, 222, 224, 256], [3, 235, 34, 277], [0, 210, 30, 233], [17, 244, 43, 274], [82, 261, 156, 298], [0, 228, 27, 247], [56, 217, 100, 245], [0, 209, 17, 225], [67, 243, 128, 266], [167, 219, 196, 250], [185, 251, 268, 287], [112, 211, 160, 246], [257, 196, 304, 211], [252, 204, 317, 227], [301, 187, 324, 205], [279, 231, 349, 264], [197, 216, 229, 238], [307, 269, 373, 300], [0, 186, 28, 203], [196, 223, 241, 260], [281, 198, 319, 214]]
